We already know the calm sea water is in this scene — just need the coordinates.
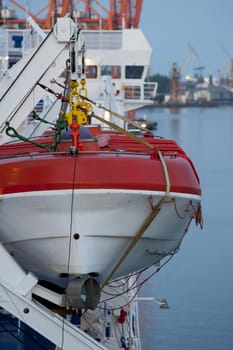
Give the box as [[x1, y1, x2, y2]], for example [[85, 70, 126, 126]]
[[138, 105, 233, 350]]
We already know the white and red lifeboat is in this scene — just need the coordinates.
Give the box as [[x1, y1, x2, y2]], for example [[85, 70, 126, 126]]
[[0, 127, 202, 286]]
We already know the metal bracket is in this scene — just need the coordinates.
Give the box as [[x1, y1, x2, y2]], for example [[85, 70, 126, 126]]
[[0, 244, 108, 350]]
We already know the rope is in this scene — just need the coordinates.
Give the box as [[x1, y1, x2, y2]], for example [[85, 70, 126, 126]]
[[91, 113, 156, 152], [101, 134, 171, 288], [38, 80, 160, 136], [88, 113, 171, 289], [4, 120, 63, 152], [37, 82, 68, 103], [98, 253, 175, 310], [5, 122, 52, 152], [37, 81, 155, 134], [190, 201, 203, 229], [81, 94, 159, 135], [17, 81, 172, 288]]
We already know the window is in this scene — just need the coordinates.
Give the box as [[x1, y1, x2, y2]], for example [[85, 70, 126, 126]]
[[100, 65, 121, 79], [59, 66, 97, 79], [12, 35, 23, 48], [86, 65, 97, 79], [124, 86, 141, 100], [125, 66, 144, 79]]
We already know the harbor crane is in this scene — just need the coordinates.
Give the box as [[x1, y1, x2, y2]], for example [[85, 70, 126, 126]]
[[169, 43, 205, 103], [220, 43, 233, 88], [0, 0, 143, 30]]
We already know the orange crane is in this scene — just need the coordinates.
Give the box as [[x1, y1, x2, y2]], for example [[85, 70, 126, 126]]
[[169, 44, 199, 103], [0, 0, 143, 30], [169, 61, 182, 103]]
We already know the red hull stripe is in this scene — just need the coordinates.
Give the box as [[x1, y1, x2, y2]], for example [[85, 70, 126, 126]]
[[0, 153, 201, 196]]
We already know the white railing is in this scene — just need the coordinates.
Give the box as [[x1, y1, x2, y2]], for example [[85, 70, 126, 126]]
[[84, 30, 122, 49], [0, 28, 9, 76], [124, 82, 158, 102]]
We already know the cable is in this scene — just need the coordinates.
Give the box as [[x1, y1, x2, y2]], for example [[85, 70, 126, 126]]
[[60, 153, 79, 350], [97, 253, 176, 312]]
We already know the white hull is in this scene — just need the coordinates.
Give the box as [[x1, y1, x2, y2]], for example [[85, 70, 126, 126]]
[[0, 189, 200, 285]]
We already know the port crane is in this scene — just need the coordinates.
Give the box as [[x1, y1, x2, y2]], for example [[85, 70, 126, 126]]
[[220, 44, 233, 88], [169, 43, 204, 103], [0, 0, 143, 29]]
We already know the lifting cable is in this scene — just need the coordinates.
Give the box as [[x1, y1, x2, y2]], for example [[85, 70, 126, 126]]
[[60, 154, 79, 350]]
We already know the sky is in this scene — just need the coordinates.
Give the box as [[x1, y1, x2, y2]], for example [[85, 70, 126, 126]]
[[140, 0, 233, 78], [4, 0, 233, 78]]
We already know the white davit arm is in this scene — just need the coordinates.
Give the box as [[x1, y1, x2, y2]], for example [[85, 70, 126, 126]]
[[0, 17, 76, 145], [0, 244, 108, 350]]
